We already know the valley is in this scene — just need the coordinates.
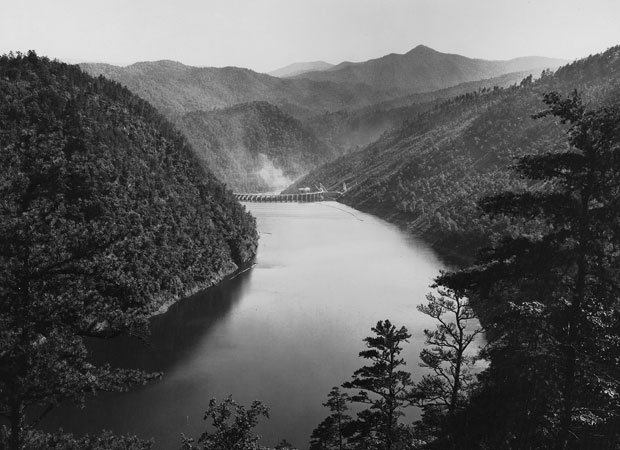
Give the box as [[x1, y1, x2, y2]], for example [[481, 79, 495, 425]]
[[81, 46, 564, 193], [2, 6, 620, 445], [289, 46, 620, 262]]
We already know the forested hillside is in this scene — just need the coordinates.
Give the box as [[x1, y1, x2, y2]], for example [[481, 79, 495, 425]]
[[0, 52, 258, 314], [176, 101, 334, 192], [289, 46, 620, 263], [268, 60, 334, 78], [304, 70, 537, 154], [80, 60, 395, 119], [80, 51, 564, 194]]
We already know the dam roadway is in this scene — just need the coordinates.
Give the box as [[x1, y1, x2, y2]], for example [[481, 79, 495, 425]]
[[233, 191, 341, 202]]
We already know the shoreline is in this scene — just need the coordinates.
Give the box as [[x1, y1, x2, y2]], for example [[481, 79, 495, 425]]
[[335, 199, 476, 269], [151, 253, 258, 317]]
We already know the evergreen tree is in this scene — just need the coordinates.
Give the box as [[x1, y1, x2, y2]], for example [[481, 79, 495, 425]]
[[309, 387, 352, 450], [411, 288, 482, 448], [438, 91, 620, 449], [342, 320, 414, 450]]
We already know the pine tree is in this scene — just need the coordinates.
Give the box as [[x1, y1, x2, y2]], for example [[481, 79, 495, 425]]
[[438, 91, 620, 448], [411, 288, 482, 448], [309, 387, 352, 450], [342, 320, 414, 450]]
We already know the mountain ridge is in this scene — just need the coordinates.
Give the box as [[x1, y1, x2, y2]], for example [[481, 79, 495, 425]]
[[293, 44, 567, 93], [80, 60, 398, 119], [287, 46, 620, 263], [176, 101, 334, 192], [80, 46, 568, 194], [268, 60, 334, 78]]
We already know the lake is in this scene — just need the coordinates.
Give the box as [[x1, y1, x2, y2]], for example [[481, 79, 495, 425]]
[[44, 202, 446, 449]]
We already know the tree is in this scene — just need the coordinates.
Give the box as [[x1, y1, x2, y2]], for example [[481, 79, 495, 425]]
[[309, 387, 352, 450], [180, 396, 269, 450], [274, 439, 297, 449], [0, 52, 256, 449], [342, 320, 414, 450], [0, 52, 158, 449], [411, 288, 482, 448], [438, 91, 620, 449], [2, 428, 153, 450]]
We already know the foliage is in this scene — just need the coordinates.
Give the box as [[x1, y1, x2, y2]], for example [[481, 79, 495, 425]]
[[304, 70, 537, 155], [292, 45, 620, 264], [180, 396, 269, 450], [0, 427, 153, 450], [80, 61, 391, 120], [437, 91, 620, 449], [411, 289, 482, 448], [0, 51, 257, 448], [309, 387, 353, 450], [274, 439, 297, 449], [341, 320, 414, 450], [176, 101, 333, 192]]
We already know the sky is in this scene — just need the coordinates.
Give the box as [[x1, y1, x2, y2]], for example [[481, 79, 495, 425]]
[[1, 0, 620, 73]]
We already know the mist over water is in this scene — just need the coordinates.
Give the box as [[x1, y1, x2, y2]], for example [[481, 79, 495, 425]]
[[44, 202, 445, 449]]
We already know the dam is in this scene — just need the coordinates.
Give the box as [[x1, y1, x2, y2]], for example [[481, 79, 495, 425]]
[[233, 191, 339, 202]]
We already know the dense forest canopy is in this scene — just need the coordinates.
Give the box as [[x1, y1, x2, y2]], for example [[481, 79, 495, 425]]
[[0, 51, 257, 448], [176, 101, 333, 192], [434, 91, 620, 449], [303, 70, 537, 155]]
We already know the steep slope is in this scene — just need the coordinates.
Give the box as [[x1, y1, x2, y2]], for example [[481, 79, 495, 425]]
[[0, 52, 258, 313], [80, 60, 395, 119], [295, 44, 566, 94], [304, 70, 539, 153], [288, 46, 620, 263], [176, 101, 334, 192], [268, 60, 334, 78], [80, 50, 565, 193]]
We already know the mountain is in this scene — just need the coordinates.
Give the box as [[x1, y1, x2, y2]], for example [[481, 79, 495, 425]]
[[175, 101, 334, 192], [80, 60, 395, 119], [80, 49, 566, 193], [0, 52, 258, 312], [268, 60, 334, 78], [303, 70, 540, 153], [287, 46, 620, 263], [294, 44, 567, 94]]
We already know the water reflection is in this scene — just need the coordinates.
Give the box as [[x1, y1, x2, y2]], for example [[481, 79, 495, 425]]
[[88, 269, 254, 373], [42, 270, 254, 446], [44, 202, 445, 449]]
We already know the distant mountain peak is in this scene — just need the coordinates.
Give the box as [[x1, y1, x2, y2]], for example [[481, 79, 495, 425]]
[[406, 44, 438, 54], [292, 45, 566, 94]]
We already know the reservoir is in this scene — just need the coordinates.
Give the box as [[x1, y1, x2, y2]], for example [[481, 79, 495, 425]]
[[44, 202, 445, 449]]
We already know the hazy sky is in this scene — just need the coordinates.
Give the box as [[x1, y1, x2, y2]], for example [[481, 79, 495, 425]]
[[1, 0, 619, 73]]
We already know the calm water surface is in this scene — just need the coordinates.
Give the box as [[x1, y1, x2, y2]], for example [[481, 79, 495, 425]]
[[45, 202, 445, 449]]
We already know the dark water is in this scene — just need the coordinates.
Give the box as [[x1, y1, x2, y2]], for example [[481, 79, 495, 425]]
[[44, 202, 445, 449]]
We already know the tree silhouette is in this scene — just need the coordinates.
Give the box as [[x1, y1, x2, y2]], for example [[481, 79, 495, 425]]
[[309, 387, 352, 450], [181, 396, 269, 450], [438, 91, 620, 448], [342, 320, 414, 450], [411, 288, 482, 448]]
